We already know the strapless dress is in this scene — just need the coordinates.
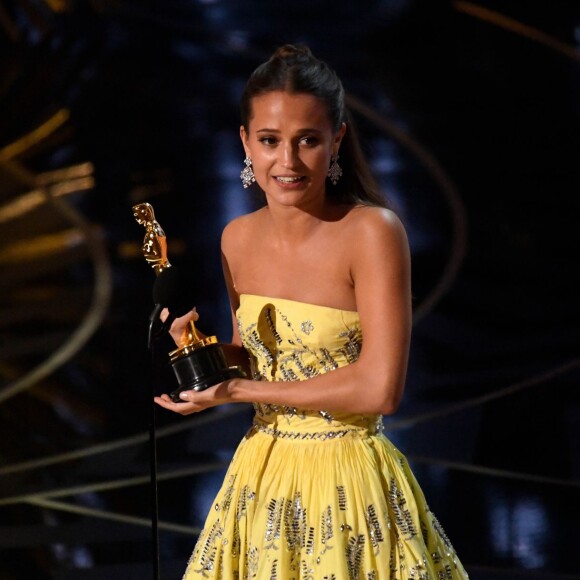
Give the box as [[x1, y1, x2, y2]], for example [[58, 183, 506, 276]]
[[183, 294, 469, 579]]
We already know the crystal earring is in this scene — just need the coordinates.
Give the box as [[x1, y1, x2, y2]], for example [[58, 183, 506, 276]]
[[240, 156, 255, 188], [327, 154, 342, 186]]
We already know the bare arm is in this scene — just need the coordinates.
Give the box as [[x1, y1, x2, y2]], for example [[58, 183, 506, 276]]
[[218, 243, 251, 372], [157, 208, 411, 416]]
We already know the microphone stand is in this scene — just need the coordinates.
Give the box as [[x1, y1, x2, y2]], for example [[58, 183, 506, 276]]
[[132, 203, 177, 579], [147, 304, 164, 580]]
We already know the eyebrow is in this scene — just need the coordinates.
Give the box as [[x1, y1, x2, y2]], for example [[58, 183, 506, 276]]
[[255, 128, 323, 134]]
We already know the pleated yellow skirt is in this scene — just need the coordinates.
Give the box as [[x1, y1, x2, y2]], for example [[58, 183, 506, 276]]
[[183, 416, 469, 579]]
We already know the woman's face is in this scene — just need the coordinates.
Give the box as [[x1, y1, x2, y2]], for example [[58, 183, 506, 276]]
[[240, 91, 345, 210]]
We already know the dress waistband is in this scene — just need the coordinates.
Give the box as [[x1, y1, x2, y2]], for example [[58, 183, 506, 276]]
[[248, 414, 384, 441]]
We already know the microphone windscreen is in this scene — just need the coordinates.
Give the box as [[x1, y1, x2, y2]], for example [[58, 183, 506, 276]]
[[152, 267, 195, 317]]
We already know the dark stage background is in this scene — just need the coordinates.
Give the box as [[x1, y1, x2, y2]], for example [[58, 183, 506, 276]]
[[1, 1, 579, 578]]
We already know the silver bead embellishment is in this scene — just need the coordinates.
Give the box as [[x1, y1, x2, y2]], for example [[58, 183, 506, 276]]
[[327, 154, 342, 185], [240, 156, 256, 188]]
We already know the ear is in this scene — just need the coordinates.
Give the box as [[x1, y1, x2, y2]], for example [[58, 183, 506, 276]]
[[333, 122, 347, 155], [240, 125, 250, 157]]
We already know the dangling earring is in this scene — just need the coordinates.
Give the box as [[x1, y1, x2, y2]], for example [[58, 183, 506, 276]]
[[240, 156, 255, 188], [327, 154, 342, 186]]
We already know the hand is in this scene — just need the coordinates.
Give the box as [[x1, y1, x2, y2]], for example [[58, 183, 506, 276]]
[[161, 307, 200, 347], [153, 379, 238, 415]]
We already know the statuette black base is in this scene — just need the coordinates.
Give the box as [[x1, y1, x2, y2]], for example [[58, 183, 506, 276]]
[[169, 343, 245, 403]]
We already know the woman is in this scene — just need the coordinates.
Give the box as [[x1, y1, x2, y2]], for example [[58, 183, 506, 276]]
[[155, 45, 469, 579]]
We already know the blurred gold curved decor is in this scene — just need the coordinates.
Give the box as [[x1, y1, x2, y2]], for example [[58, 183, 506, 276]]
[[0, 109, 112, 405]]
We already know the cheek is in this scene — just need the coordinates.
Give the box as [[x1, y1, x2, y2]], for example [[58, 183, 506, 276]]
[[250, 151, 273, 172], [309, 151, 332, 175], [247, 153, 275, 185]]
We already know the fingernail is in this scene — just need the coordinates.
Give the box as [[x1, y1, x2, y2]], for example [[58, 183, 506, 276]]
[[179, 391, 189, 400]]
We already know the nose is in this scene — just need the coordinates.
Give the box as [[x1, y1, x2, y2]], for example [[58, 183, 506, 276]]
[[280, 142, 298, 169]]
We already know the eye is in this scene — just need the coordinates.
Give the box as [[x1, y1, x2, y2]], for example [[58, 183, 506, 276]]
[[299, 136, 319, 147], [259, 136, 278, 146]]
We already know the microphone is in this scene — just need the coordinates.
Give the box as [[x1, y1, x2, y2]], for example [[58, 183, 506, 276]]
[[148, 267, 195, 347], [153, 266, 195, 317]]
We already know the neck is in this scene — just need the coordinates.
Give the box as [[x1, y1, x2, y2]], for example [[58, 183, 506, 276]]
[[266, 205, 322, 243], [263, 199, 349, 244]]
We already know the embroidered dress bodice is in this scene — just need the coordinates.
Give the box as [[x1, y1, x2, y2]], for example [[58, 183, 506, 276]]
[[236, 293, 382, 438]]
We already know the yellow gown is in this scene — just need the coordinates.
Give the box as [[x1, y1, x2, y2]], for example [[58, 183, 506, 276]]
[[184, 294, 469, 579]]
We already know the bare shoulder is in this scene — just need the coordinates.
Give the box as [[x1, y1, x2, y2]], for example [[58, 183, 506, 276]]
[[345, 205, 408, 249]]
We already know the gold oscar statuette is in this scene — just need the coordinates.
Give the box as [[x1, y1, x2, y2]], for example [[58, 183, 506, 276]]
[[133, 202, 245, 402]]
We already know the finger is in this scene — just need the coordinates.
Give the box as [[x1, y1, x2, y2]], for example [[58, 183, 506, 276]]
[[154, 396, 198, 415], [180, 309, 199, 323], [154, 394, 180, 407], [178, 390, 193, 402], [178, 388, 207, 402], [153, 395, 175, 409], [160, 308, 170, 322]]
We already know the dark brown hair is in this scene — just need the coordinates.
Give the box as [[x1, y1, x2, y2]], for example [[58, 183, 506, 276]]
[[240, 45, 390, 209]]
